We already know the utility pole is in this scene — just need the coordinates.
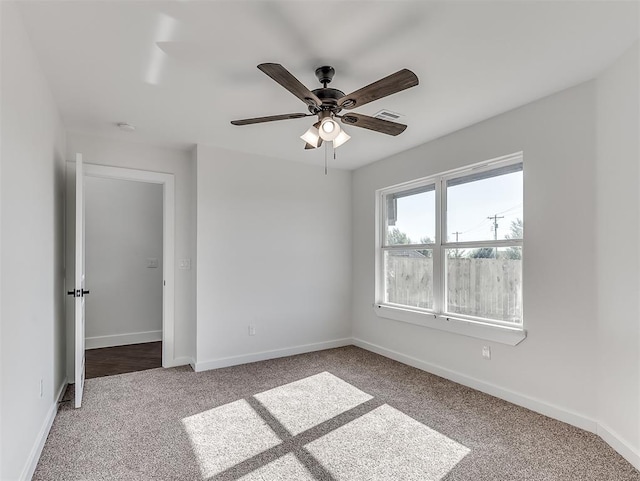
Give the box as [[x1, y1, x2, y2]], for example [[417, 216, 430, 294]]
[[452, 231, 462, 258], [487, 214, 504, 258], [488, 215, 505, 241]]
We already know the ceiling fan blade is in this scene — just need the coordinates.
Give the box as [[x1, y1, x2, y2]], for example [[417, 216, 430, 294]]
[[231, 113, 310, 126], [258, 63, 322, 107], [340, 113, 407, 136], [337, 69, 418, 110]]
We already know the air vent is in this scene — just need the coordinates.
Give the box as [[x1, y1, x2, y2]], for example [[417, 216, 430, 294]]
[[374, 110, 404, 122]]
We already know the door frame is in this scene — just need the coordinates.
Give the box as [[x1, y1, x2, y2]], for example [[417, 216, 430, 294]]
[[83, 163, 177, 368]]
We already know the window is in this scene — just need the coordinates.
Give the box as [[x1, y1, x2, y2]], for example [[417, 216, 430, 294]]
[[384, 184, 436, 310], [376, 153, 524, 337]]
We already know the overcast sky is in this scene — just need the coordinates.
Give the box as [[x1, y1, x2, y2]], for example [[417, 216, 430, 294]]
[[390, 171, 523, 244]]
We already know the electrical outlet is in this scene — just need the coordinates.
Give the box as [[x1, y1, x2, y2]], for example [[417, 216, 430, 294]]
[[179, 259, 191, 270], [40, 379, 44, 398], [248, 324, 256, 336], [482, 346, 491, 360], [147, 257, 159, 268]]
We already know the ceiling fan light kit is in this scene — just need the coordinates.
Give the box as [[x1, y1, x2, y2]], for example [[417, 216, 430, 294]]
[[333, 129, 351, 148], [300, 125, 321, 148], [318, 111, 341, 142], [321, 120, 335, 134], [231, 63, 418, 157]]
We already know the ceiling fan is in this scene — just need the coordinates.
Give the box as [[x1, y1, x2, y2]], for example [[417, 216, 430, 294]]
[[231, 63, 419, 150]]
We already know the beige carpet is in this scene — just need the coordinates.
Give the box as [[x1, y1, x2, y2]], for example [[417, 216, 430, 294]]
[[34, 346, 639, 480]]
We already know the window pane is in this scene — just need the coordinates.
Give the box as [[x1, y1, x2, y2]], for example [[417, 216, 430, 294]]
[[446, 166, 523, 242], [384, 249, 433, 310], [445, 247, 522, 323], [386, 185, 435, 246]]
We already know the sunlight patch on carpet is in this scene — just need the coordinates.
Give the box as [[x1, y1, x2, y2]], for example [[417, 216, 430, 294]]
[[237, 453, 315, 481], [305, 404, 470, 481], [254, 371, 373, 435], [181, 399, 281, 479]]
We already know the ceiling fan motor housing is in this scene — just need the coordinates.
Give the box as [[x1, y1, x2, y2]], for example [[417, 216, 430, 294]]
[[306, 66, 346, 114], [308, 87, 345, 114]]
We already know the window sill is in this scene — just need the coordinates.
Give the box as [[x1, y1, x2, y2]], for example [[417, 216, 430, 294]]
[[373, 304, 527, 346]]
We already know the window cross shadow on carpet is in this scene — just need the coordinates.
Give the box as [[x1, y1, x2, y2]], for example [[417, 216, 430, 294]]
[[181, 371, 470, 480]]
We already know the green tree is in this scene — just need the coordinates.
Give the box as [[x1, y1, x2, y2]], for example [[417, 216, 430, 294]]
[[469, 219, 522, 259], [418, 236, 434, 258], [505, 218, 523, 260], [506, 218, 523, 239], [469, 247, 495, 259], [448, 248, 466, 259], [387, 227, 411, 245]]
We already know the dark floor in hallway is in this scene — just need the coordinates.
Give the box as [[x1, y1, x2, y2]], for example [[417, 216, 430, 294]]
[[85, 341, 162, 379]]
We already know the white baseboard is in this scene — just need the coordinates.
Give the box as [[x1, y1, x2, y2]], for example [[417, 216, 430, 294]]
[[21, 341, 639, 475], [598, 423, 640, 471], [353, 338, 640, 470], [163, 356, 193, 368], [352, 338, 598, 433], [194, 338, 353, 372], [20, 377, 67, 481], [85, 330, 162, 349]]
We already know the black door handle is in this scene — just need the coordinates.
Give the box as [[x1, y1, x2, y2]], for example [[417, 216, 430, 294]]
[[67, 289, 90, 297]]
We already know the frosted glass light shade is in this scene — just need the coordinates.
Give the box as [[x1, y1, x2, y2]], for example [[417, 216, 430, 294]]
[[318, 118, 341, 141], [321, 121, 335, 133], [333, 129, 351, 148], [300, 126, 321, 147]]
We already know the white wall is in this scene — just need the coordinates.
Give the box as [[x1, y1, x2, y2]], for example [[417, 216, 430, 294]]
[[65, 133, 196, 365], [0, 2, 67, 479], [595, 41, 640, 463], [84, 176, 163, 348], [352, 81, 599, 427], [195, 145, 352, 369]]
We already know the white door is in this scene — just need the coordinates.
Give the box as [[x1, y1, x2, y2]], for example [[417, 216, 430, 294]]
[[73, 153, 87, 408]]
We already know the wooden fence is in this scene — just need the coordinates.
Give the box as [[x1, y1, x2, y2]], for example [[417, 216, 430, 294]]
[[386, 256, 522, 323]]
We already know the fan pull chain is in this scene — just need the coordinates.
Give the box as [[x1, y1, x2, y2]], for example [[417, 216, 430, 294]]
[[324, 141, 328, 175]]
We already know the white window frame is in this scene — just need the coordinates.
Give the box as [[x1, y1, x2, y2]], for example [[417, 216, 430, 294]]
[[374, 152, 526, 346]]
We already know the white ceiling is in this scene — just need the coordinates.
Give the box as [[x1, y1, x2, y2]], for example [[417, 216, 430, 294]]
[[17, 1, 639, 170]]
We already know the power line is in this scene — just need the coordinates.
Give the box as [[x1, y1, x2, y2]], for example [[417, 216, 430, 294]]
[[494, 202, 523, 216], [454, 203, 522, 236], [459, 217, 492, 235]]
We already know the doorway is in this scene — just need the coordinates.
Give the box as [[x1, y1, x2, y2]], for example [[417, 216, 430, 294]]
[[65, 162, 176, 384], [84, 175, 163, 378]]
